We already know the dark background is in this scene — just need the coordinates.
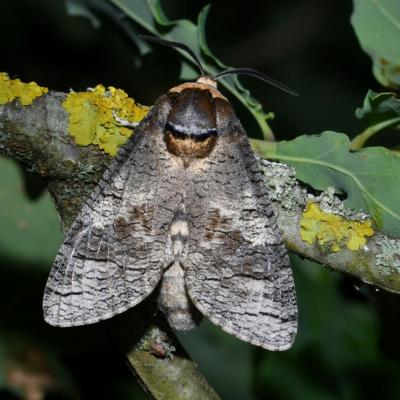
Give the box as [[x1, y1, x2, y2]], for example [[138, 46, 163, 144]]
[[1, 1, 399, 399]]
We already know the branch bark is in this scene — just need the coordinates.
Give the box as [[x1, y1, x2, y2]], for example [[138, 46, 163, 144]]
[[1, 89, 400, 396]]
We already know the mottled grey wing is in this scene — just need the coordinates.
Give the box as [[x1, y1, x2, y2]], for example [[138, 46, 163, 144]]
[[44, 97, 177, 327], [185, 126, 297, 351]]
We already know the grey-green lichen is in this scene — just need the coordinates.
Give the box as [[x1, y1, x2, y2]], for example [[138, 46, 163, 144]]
[[258, 158, 306, 210], [376, 235, 400, 276], [308, 187, 370, 221]]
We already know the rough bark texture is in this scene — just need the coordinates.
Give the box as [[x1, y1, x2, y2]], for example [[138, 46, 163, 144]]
[[1, 90, 400, 398], [0, 91, 111, 230]]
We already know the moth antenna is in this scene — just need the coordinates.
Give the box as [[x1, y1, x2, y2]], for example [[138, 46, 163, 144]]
[[139, 34, 205, 76], [213, 67, 299, 97]]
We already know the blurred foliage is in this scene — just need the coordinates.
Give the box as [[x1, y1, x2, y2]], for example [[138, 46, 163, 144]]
[[0, 332, 77, 400], [356, 90, 400, 127], [0, 158, 62, 269], [1, 0, 400, 399], [351, 90, 400, 150], [351, 0, 400, 89]]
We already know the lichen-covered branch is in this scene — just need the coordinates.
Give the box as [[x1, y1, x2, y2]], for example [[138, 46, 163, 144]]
[[1, 82, 400, 395], [259, 159, 400, 294], [106, 300, 220, 400], [1, 88, 399, 295]]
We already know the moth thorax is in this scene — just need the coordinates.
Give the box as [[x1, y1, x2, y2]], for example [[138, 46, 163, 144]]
[[165, 128, 217, 159], [165, 88, 218, 159]]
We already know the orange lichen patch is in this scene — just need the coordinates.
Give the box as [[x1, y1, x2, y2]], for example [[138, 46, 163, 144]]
[[0, 72, 48, 105], [300, 202, 374, 252], [63, 85, 149, 156]]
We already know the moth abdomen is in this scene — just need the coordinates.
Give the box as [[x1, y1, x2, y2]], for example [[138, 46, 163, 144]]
[[158, 203, 201, 330], [159, 261, 196, 331]]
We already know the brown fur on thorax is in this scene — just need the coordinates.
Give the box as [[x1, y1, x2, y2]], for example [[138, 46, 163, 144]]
[[165, 131, 217, 159]]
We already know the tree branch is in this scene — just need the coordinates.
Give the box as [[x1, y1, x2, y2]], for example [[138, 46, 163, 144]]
[[256, 158, 400, 294], [1, 87, 400, 396]]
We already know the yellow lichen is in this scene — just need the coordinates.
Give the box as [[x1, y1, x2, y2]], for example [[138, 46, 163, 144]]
[[0, 72, 48, 105], [63, 85, 150, 156], [300, 202, 374, 252]]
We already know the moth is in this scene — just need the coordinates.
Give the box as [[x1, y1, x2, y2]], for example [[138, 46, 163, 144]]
[[43, 36, 298, 351]]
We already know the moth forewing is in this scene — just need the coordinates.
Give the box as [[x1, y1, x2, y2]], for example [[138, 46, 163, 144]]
[[43, 96, 176, 327], [182, 97, 297, 351], [43, 76, 297, 351]]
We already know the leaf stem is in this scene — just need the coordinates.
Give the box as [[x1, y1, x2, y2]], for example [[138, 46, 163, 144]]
[[250, 138, 277, 157], [350, 117, 400, 150]]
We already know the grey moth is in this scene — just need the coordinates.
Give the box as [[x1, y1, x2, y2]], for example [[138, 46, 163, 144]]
[[43, 37, 298, 351]]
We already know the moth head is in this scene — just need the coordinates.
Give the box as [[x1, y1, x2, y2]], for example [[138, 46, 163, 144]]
[[164, 83, 219, 160], [139, 35, 298, 161]]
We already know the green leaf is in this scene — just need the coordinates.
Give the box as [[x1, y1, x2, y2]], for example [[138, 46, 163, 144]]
[[356, 89, 400, 125], [351, 0, 400, 88], [351, 90, 400, 149], [256, 131, 400, 235], [0, 157, 62, 269], [108, 0, 274, 140]]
